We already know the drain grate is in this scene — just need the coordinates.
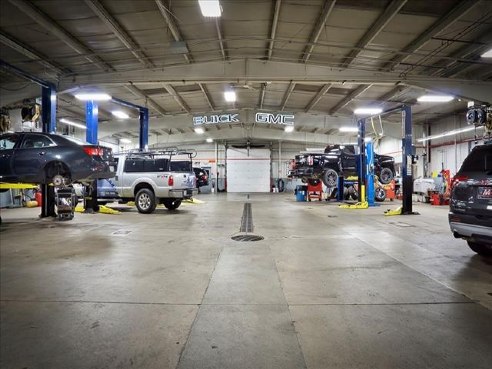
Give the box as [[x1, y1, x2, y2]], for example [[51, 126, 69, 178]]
[[231, 234, 264, 242], [232, 202, 264, 242]]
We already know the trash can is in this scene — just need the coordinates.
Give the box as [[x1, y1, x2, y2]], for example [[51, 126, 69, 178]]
[[295, 185, 307, 202]]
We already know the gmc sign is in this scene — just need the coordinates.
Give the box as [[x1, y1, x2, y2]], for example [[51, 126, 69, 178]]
[[255, 112, 294, 125]]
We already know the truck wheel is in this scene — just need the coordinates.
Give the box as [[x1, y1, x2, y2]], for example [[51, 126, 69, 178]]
[[467, 241, 492, 256], [379, 167, 394, 184], [375, 188, 386, 202], [135, 188, 156, 214], [322, 169, 338, 187], [163, 199, 182, 210]]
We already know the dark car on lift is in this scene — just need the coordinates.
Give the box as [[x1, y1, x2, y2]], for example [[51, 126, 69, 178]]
[[449, 143, 492, 256], [0, 132, 115, 185], [289, 144, 395, 187]]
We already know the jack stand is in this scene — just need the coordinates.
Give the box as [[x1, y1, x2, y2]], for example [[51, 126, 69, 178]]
[[55, 186, 76, 221]]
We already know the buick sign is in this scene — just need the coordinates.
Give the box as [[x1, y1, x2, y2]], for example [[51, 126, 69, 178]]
[[255, 112, 294, 125], [193, 113, 240, 125]]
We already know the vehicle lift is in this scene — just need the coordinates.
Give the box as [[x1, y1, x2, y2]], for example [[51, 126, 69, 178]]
[[0, 60, 150, 219], [0, 60, 74, 220], [339, 105, 417, 215]]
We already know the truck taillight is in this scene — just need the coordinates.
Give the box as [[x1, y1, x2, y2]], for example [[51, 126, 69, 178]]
[[168, 175, 174, 186]]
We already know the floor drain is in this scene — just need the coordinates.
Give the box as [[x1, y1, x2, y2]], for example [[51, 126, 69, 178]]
[[231, 234, 264, 242], [232, 203, 264, 242]]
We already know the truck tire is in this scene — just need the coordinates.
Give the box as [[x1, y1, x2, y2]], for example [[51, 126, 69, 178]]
[[379, 167, 394, 184], [163, 199, 182, 210], [322, 169, 338, 187], [467, 241, 492, 256], [135, 188, 156, 214], [375, 187, 386, 202]]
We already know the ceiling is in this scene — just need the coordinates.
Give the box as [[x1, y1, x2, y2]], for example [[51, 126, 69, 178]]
[[0, 0, 491, 144]]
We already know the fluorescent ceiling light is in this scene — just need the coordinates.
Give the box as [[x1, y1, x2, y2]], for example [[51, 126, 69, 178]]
[[60, 118, 86, 130], [74, 93, 112, 101], [481, 48, 492, 58], [119, 138, 132, 144], [354, 108, 383, 115], [284, 125, 295, 133], [417, 125, 484, 142], [198, 0, 221, 17], [112, 110, 129, 119], [194, 127, 205, 134], [206, 138, 213, 143], [339, 126, 359, 132], [417, 95, 454, 102], [224, 91, 236, 102]]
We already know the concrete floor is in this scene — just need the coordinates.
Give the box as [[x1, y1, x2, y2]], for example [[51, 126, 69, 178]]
[[1, 193, 491, 369]]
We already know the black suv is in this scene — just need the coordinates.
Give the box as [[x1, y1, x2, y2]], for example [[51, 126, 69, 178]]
[[449, 143, 492, 256], [289, 144, 395, 187]]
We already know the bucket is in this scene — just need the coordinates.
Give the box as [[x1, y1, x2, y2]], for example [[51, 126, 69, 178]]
[[296, 190, 306, 202], [35, 191, 42, 207]]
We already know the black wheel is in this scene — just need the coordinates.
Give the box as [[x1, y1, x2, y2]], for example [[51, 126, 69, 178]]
[[375, 187, 386, 202], [467, 241, 492, 256], [163, 199, 182, 210], [379, 167, 394, 184], [135, 188, 156, 214], [322, 169, 338, 187]]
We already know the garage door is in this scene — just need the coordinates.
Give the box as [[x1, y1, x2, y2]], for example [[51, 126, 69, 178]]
[[227, 148, 271, 192]]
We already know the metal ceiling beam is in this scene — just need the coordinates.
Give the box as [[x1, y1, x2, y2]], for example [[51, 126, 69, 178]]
[[267, 0, 282, 60], [85, 0, 154, 68], [382, 0, 480, 71], [301, 0, 336, 63], [305, 83, 332, 112], [125, 84, 167, 116], [258, 83, 267, 109], [280, 81, 296, 111], [216, 19, 228, 61], [163, 84, 191, 113], [428, 26, 492, 77], [341, 0, 407, 68], [406, 79, 492, 103], [9, 0, 112, 72], [199, 83, 215, 110], [377, 85, 409, 103], [59, 59, 492, 102], [0, 31, 67, 75], [155, 0, 192, 63], [329, 84, 373, 115]]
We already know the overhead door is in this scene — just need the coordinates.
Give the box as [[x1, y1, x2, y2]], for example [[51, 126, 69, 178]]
[[226, 148, 270, 192]]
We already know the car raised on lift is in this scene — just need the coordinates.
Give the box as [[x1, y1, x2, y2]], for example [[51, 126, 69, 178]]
[[0, 132, 115, 185]]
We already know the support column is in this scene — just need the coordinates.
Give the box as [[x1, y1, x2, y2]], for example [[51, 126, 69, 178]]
[[357, 119, 366, 202], [40, 84, 57, 218], [366, 139, 375, 206], [139, 107, 149, 150], [401, 105, 413, 214], [85, 100, 98, 213]]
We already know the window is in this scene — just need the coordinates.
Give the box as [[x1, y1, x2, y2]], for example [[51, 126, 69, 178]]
[[144, 158, 169, 172], [461, 145, 492, 173], [169, 160, 192, 172], [0, 134, 19, 150], [21, 134, 56, 149]]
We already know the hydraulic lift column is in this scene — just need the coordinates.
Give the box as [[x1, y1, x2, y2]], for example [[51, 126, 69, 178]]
[[40, 84, 57, 218], [357, 118, 366, 203], [84, 100, 99, 213], [401, 105, 413, 214]]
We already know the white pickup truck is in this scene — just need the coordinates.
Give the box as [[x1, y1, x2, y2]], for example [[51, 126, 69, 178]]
[[103, 149, 197, 213]]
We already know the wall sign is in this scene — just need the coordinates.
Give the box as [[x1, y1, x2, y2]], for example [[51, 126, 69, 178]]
[[255, 112, 294, 125], [192, 111, 295, 126], [193, 113, 240, 125]]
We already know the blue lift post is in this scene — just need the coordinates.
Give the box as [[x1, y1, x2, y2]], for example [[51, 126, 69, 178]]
[[84, 100, 99, 213], [112, 97, 149, 150], [0, 60, 58, 218], [365, 139, 376, 206], [357, 118, 366, 203]]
